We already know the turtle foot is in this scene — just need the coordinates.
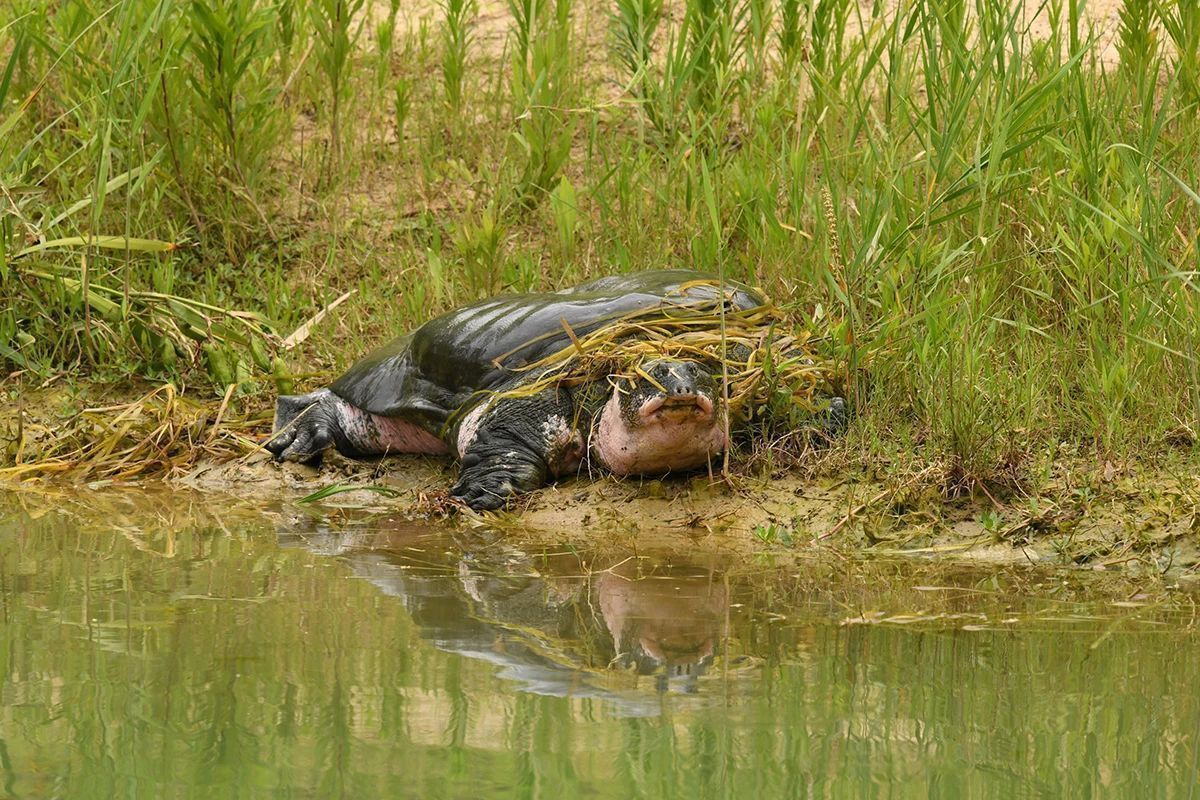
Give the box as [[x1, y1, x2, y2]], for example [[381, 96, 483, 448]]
[[450, 452, 546, 511], [266, 389, 337, 465]]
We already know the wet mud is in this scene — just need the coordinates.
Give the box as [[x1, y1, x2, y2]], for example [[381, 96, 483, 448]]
[[171, 447, 1200, 575]]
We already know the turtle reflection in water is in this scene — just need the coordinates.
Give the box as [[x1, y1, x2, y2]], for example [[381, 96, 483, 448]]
[[280, 525, 729, 698]]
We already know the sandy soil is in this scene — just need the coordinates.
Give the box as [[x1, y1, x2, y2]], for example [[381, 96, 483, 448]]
[[393, 0, 1134, 68]]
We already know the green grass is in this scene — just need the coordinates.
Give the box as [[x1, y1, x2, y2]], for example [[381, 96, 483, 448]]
[[1, 0, 1199, 490]]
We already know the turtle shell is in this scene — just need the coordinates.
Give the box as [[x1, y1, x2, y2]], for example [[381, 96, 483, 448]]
[[329, 270, 767, 433]]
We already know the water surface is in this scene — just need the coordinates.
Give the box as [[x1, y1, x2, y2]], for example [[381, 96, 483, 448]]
[[2, 490, 1198, 798]]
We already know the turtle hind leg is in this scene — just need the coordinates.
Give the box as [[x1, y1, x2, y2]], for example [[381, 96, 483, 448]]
[[266, 389, 338, 465]]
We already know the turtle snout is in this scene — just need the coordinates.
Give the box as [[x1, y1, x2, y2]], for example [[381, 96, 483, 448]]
[[668, 377, 699, 397], [634, 360, 717, 421]]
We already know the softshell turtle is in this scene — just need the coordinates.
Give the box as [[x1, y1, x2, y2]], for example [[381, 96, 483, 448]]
[[267, 270, 834, 509]]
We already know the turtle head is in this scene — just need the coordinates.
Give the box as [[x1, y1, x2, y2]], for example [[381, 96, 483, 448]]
[[592, 358, 728, 475], [623, 359, 718, 424]]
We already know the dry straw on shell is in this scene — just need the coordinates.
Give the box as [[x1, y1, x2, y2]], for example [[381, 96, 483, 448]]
[[473, 280, 836, 423]]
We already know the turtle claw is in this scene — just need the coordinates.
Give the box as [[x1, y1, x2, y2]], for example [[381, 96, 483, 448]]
[[451, 477, 517, 511], [277, 421, 333, 465], [266, 390, 335, 465], [450, 453, 546, 511]]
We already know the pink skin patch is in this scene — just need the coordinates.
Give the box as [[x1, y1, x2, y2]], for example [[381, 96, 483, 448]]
[[454, 402, 491, 457], [545, 417, 585, 476], [591, 389, 727, 476], [333, 397, 449, 456]]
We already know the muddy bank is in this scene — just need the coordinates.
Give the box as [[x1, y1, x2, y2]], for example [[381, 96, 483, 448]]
[[167, 446, 1200, 575], [3, 384, 1198, 574], [5, 472, 1200, 636]]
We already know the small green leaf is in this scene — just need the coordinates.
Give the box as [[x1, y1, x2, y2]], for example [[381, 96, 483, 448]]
[[297, 483, 402, 504]]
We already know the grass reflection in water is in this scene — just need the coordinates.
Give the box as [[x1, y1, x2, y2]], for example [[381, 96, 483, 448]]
[[1, 491, 1199, 798]]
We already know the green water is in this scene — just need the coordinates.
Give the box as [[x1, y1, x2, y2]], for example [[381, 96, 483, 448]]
[[2, 491, 1199, 799]]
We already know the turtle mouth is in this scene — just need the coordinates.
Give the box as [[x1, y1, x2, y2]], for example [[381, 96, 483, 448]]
[[638, 393, 715, 422]]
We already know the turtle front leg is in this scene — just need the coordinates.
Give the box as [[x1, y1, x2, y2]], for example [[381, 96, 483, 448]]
[[267, 387, 398, 464], [451, 388, 583, 511], [266, 389, 342, 464], [451, 446, 549, 511]]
